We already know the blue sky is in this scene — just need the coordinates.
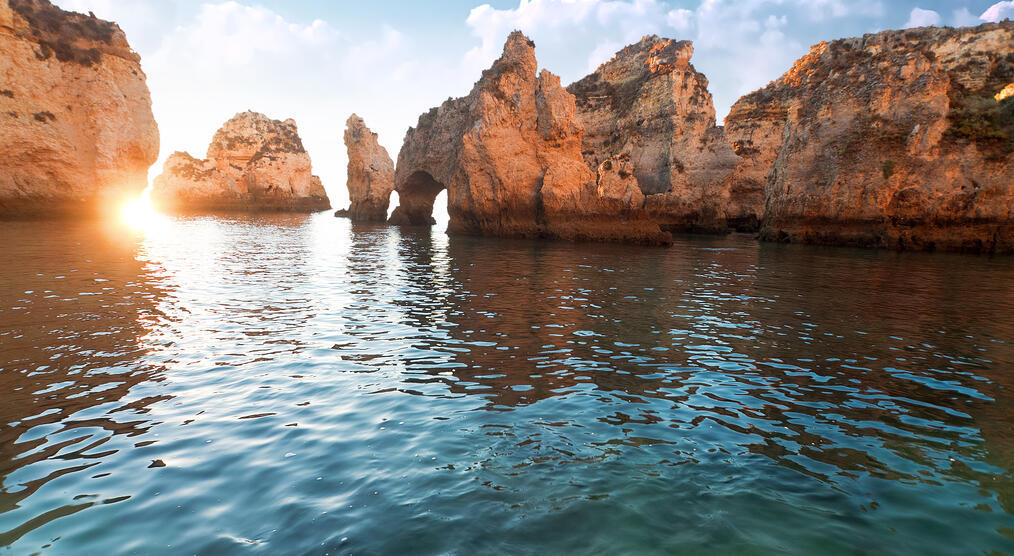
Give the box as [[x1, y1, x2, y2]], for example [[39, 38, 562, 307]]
[[52, 0, 1014, 207]]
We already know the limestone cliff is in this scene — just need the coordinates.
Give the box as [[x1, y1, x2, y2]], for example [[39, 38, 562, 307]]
[[0, 0, 159, 217], [726, 22, 1014, 253], [567, 36, 746, 233], [390, 32, 585, 238], [341, 114, 393, 221], [389, 31, 666, 243], [151, 111, 330, 212], [396, 25, 1014, 252]]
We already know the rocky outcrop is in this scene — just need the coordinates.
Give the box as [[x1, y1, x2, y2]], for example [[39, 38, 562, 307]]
[[392, 25, 1013, 252], [725, 22, 1014, 253], [389, 31, 667, 243], [391, 32, 591, 238], [341, 114, 393, 221], [567, 36, 747, 233], [151, 111, 330, 212], [0, 0, 159, 217]]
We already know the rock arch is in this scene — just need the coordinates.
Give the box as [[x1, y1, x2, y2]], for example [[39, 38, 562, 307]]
[[388, 170, 445, 226]]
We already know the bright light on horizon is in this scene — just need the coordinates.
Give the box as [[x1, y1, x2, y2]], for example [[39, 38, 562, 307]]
[[120, 187, 168, 232]]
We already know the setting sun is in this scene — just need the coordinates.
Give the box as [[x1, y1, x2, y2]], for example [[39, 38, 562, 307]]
[[120, 187, 164, 230]]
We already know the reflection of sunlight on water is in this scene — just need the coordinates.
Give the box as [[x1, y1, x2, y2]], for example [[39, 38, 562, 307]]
[[120, 187, 168, 233]]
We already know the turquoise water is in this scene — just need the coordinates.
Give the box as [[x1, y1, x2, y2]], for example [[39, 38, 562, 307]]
[[1, 212, 1014, 555]]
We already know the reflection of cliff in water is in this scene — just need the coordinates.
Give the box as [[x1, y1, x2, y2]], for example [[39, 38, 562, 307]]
[[382, 232, 1014, 510], [0, 220, 173, 538]]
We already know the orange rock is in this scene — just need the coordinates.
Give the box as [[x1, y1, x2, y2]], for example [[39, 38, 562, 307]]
[[390, 31, 597, 240], [0, 0, 158, 217], [727, 22, 1014, 253], [342, 114, 393, 222], [568, 36, 745, 235], [152, 111, 330, 213]]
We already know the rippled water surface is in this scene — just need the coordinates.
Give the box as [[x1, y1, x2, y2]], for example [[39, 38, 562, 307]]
[[2, 213, 1014, 555]]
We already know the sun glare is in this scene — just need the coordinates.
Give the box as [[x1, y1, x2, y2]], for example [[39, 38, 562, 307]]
[[121, 187, 165, 231]]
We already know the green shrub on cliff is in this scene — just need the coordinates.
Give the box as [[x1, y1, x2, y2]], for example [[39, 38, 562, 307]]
[[945, 94, 1014, 154]]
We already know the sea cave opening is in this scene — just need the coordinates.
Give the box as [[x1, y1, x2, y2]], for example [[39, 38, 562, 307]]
[[390, 170, 447, 227]]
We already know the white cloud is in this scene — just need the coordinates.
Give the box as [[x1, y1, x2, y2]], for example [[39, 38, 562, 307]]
[[981, 1, 1014, 22], [904, 7, 941, 28], [666, 8, 694, 31], [952, 8, 981, 27], [464, 0, 670, 77], [798, 0, 883, 21]]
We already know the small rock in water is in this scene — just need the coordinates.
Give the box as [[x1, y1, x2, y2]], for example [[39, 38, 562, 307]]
[[149, 459, 167, 468]]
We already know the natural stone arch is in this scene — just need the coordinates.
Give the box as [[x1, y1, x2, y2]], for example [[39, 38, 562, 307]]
[[388, 170, 445, 226]]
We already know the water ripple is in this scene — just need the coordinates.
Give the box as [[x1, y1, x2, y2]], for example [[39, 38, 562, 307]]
[[0, 215, 1013, 554]]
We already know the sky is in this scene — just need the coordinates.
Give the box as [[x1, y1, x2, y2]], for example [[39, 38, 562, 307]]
[[52, 0, 1014, 209]]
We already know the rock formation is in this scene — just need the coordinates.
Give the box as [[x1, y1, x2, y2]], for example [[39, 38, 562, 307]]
[[151, 111, 330, 212], [0, 0, 159, 217], [340, 114, 394, 221], [395, 24, 1013, 253], [725, 22, 1014, 253], [567, 36, 747, 233], [388, 32, 586, 236]]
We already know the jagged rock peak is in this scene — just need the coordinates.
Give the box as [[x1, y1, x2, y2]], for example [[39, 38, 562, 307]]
[[207, 110, 306, 162], [390, 30, 596, 238], [588, 35, 695, 81], [5, 0, 139, 64]]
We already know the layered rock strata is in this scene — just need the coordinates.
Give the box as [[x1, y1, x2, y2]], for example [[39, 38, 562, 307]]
[[151, 111, 330, 212], [725, 22, 1014, 253], [340, 114, 394, 221], [0, 0, 159, 217]]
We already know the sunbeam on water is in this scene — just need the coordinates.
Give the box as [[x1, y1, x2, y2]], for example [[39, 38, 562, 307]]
[[119, 188, 167, 233], [1, 213, 1013, 554]]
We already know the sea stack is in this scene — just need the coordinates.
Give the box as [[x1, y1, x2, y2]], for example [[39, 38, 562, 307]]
[[0, 0, 159, 217], [341, 114, 394, 221], [725, 22, 1014, 253], [151, 111, 330, 213]]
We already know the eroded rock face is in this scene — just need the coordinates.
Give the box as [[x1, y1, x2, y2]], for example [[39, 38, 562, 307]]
[[568, 36, 742, 234], [726, 22, 1014, 253], [0, 0, 159, 217], [152, 111, 330, 212], [390, 32, 599, 239], [394, 25, 1013, 252], [342, 114, 393, 221]]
